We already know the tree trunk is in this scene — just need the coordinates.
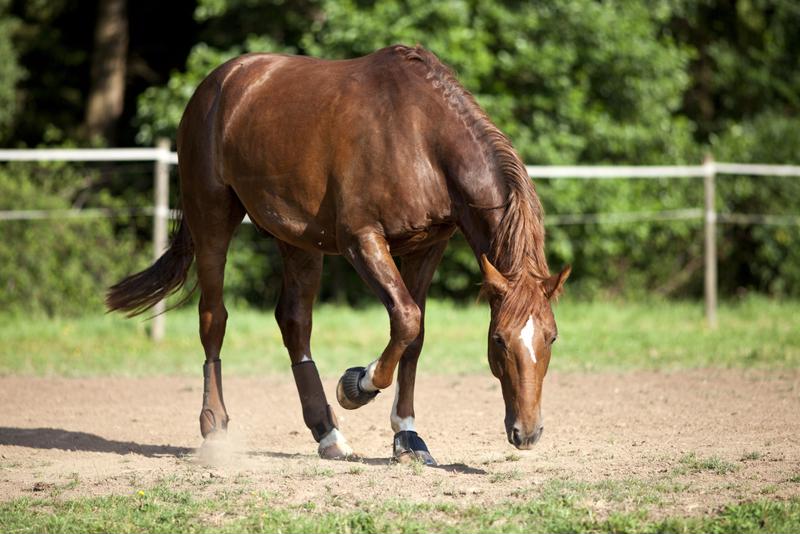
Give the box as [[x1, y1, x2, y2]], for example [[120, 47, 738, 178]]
[[83, 0, 128, 143]]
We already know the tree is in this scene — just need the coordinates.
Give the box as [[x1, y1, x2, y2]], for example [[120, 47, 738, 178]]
[[0, 0, 24, 143], [83, 0, 129, 143]]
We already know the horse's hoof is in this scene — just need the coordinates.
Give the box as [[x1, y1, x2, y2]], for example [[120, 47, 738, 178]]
[[318, 429, 355, 460], [199, 408, 229, 438], [393, 430, 437, 466], [318, 442, 355, 460], [336, 367, 379, 410]]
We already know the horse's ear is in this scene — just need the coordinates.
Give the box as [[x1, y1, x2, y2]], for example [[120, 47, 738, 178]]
[[480, 254, 508, 297], [543, 265, 571, 300]]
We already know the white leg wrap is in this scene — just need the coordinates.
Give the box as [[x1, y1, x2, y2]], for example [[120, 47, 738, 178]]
[[391, 382, 416, 433]]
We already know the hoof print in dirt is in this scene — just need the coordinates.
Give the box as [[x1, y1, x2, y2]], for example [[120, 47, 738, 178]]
[[393, 430, 437, 466], [336, 366, 379, 410]]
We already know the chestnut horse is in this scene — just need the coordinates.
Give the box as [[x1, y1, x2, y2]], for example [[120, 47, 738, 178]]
[[107, 45, 569, 465]]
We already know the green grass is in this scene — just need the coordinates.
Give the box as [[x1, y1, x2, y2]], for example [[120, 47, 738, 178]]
[[0, 296, 798, 376], [1, 484, 798, 534], [676, 453, 740, 475]]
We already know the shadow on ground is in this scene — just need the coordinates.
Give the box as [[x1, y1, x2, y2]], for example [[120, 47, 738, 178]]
[[251, 450, 486, 473], [0, 427, 191, 458]]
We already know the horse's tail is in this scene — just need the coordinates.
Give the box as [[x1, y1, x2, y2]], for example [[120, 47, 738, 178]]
[[106, 216, 195, 317]]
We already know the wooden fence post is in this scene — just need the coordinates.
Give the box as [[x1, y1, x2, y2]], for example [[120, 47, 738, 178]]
[[151, 138, 170, 341], [703, 154, 718, 329]]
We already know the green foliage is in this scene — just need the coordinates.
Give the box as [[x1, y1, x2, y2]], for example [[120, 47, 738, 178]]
[[710, 112, 800, 297], [2, 0, 800, 313], [0, 0, 23, 142], [0, 163, 146, 316], [135, 44, 237, 146], [303, 0, 696, 165]]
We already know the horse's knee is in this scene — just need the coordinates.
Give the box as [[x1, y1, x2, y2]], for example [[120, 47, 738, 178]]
[[391, 301, 421, 345]]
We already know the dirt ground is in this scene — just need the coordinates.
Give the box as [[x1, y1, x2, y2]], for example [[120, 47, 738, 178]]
[[1, 369, 798, 516]]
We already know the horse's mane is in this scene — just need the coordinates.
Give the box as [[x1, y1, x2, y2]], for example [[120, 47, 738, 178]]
[[396, 45, 550, 307]]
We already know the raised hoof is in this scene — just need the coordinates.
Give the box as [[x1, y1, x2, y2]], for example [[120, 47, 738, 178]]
[[199, 408, 229, 439], [393, 431, 437, 466], [336, 366, 379, 410]]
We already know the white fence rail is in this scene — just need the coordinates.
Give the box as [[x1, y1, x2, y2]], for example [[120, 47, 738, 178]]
[[2, 144, 800, 335]]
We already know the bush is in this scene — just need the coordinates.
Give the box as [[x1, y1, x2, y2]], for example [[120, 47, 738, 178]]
[[0, 163, 146, 316]]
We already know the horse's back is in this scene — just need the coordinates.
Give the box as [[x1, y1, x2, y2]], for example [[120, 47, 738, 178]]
[[178, 47, 453, 251]]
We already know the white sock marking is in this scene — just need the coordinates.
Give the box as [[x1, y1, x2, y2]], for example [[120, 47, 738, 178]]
[[318, 428, 353, 455], [359, 359, 379, 392], [299, 354, 311, 362], [520, 315, 537, 363], [390, 384, 416, 432]]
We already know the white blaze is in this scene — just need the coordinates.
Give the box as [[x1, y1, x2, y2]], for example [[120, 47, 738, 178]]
[[519, 315, 537, 363]]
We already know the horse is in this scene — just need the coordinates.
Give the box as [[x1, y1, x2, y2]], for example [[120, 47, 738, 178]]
[[107, 44, 570, 465]]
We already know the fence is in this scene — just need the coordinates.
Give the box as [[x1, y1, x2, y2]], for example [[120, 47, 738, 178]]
[[2, 142, 799, 337]]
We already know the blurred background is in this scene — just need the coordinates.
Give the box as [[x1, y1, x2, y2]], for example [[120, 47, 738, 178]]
[[1, 0, 799, 319]]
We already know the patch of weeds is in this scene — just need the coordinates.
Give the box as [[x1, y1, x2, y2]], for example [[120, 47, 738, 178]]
[[593, 479, 663, 506], [400, 460, 424, 476], [299, 501, 316, 512], [33, 474, 79, 497], [489, 470, 523, 483], [232, 474, 253, 485], [787, 474, 800, 483], [58, 472, 80, 492], [301, 465, 334, 478], [677, 452, 739, 475], [740, 451, 764, 461], [481, 453, 521, 465], [346, 465, 364, 475], [761, 484, 778, 495]]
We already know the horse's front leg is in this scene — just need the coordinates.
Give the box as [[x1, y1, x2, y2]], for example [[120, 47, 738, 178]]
[[276, 242, 352, 459], [391, 240, 449, 465], [336, 232, 445, 463], [336, 232, 421, 408]]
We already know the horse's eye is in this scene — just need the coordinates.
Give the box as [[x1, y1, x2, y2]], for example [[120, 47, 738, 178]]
[[550, 334, 558, 345], [492, 334, 507, 349]]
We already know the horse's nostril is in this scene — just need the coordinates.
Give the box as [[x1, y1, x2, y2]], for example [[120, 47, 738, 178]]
[[511, 427, 522, 446]]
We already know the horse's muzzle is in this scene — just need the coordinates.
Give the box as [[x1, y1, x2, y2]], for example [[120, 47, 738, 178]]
[[508, 424, 544, 449]]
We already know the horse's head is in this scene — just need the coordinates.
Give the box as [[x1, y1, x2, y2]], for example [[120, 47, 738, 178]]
[[480, 254, 570, 449]]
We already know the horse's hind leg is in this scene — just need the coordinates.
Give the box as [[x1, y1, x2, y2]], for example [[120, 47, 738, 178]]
[[185, 187, 245, 439], [275, 241, 352, 459]]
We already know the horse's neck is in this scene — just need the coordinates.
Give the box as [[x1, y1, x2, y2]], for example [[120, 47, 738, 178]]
[[444, 134, 507, 260]]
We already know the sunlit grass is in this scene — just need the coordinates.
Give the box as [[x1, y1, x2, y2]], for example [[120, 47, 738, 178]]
[[0, 483, 798, 534], [0, 296, 798, 377]]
